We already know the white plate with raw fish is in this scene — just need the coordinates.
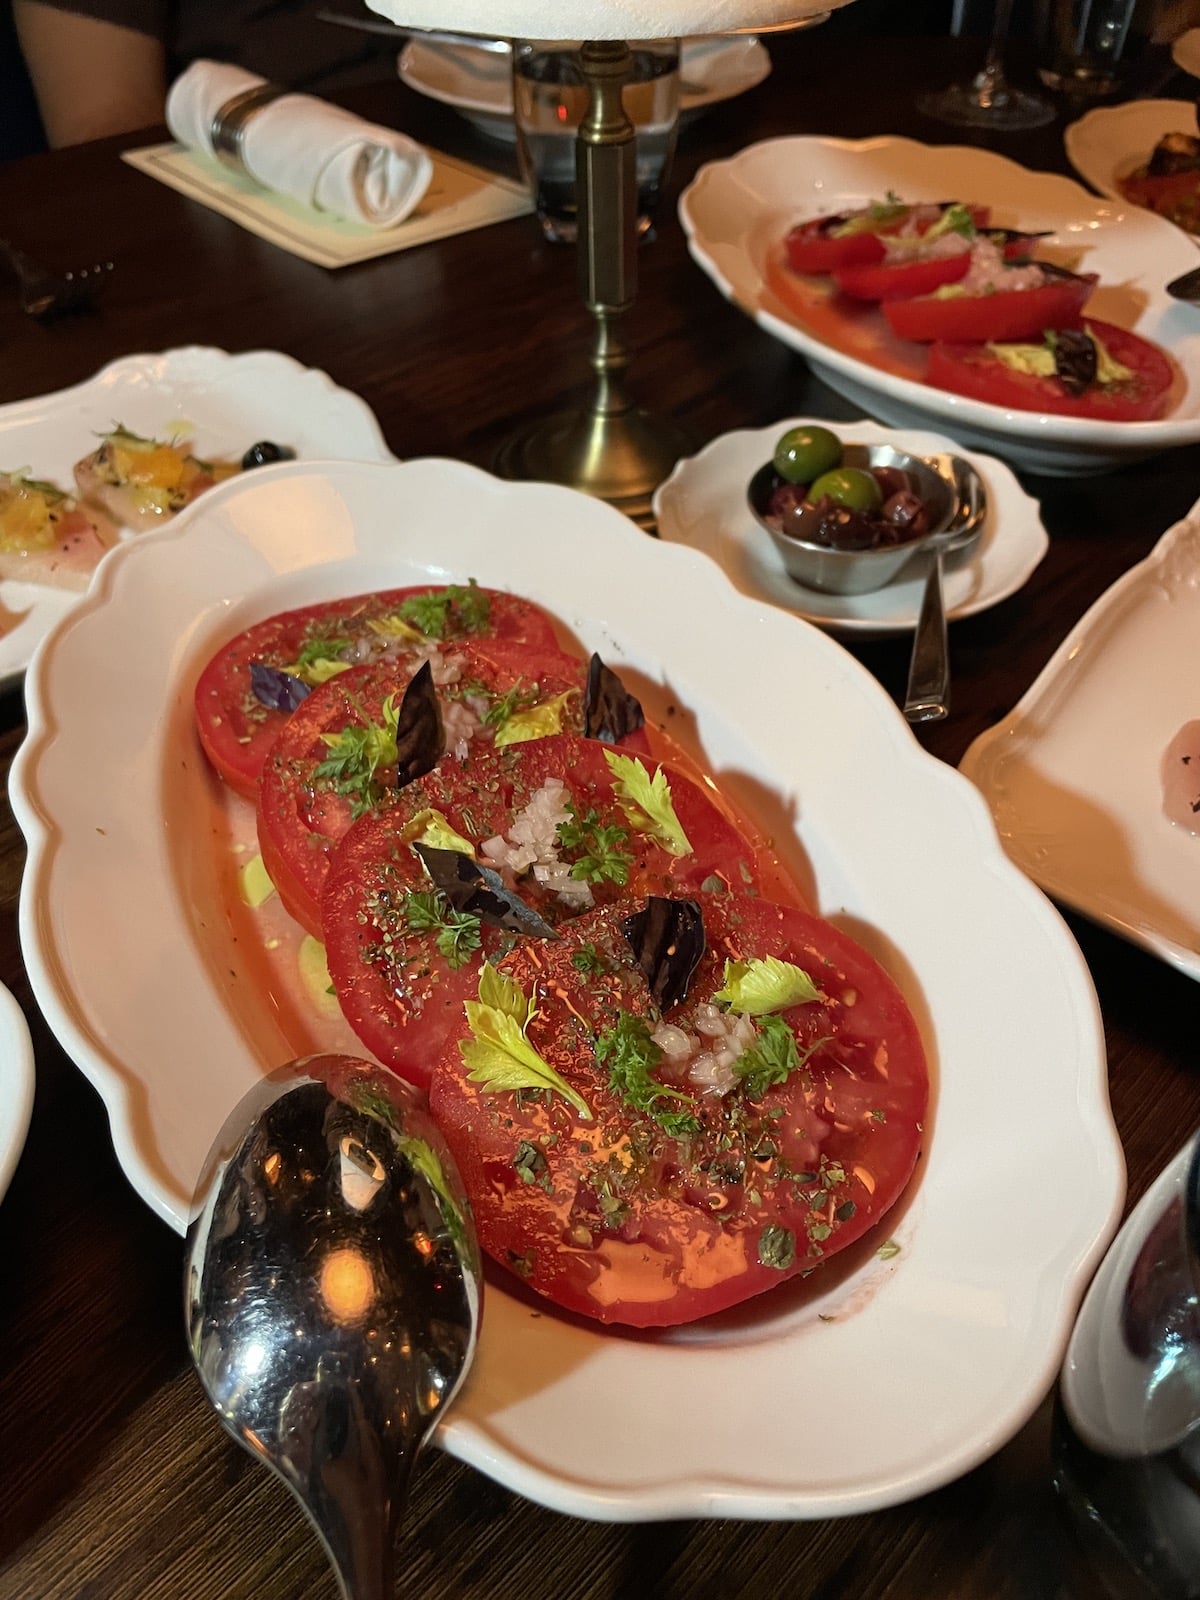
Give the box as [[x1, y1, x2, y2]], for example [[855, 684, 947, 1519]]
[[679, 135, 1200, 476], [0, 346, 394, 686], [12, 456, 1122, 1520], [962, 495, 1200, 984]]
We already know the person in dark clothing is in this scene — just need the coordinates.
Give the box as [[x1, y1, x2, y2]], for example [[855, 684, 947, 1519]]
[[14, 0, 403, 147]]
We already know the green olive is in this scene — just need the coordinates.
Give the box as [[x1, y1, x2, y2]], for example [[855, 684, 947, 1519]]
[[808, 466, 883, 514], [772, 424, 842, 485]]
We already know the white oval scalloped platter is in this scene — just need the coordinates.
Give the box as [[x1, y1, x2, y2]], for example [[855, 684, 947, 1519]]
[[961, 495, 1200, 984], [12, 457, 1123, 1521], [0, 346, 395, 686], [678, 135, 1200, 476]]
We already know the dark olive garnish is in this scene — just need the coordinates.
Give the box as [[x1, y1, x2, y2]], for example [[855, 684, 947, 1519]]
[[241, 440, 297, 470], [1052, 328, 1099, 397]]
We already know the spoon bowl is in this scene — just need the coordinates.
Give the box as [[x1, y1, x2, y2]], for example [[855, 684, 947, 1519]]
[[185, 1054, 481, 1600]]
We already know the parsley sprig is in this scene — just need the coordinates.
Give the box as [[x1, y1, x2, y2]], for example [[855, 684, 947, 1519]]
[[557, 802, 632, 886], [402, 888, 482, 968], [312, 693, 400, 816], [398, 581, 490, 639], [594, 1011, 700, 1138], [734, 1014, 831, 1100]]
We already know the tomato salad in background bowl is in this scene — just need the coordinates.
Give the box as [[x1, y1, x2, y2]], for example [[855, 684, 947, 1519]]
[[12, 455, 1122, 1518], [679, 135, 1200, 475]]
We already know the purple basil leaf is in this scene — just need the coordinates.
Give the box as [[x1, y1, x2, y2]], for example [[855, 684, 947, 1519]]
[[584, 653, 645, 744], [395, 660, 445, 788], [621, 897, 706, 1011], [249, 660, 312, 712], [414, 843, 557, 939]]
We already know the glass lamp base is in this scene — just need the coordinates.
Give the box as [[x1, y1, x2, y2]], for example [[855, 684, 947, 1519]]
[[917, 77, 1056, 131]]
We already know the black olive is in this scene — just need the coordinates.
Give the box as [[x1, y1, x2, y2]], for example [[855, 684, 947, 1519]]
[[1052, 329, 1098, 397], [241, 440, 296, 470]]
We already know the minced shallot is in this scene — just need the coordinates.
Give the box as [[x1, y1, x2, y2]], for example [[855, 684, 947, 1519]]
[[479, 776, 594, 910]]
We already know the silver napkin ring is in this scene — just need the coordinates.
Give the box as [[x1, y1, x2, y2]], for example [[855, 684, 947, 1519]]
[[210, 83, 287, 174]]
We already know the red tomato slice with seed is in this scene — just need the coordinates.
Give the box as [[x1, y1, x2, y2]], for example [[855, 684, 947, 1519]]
[[321, 735, 803, 1083], [427, 892, 929, 1328], [195, 585, 560, 800], [926, 317, 1178, 420], [883, 271, 1097, 344], [832, 251, 972, 303], [258, 642, 599, 933], [783, 203, 991, 276]]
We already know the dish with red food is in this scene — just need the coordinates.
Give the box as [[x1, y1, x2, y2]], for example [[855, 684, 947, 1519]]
[[680, 134, 1200, 473], [12, 457, 1121, 1517], [1065, 99, 1200, 239]]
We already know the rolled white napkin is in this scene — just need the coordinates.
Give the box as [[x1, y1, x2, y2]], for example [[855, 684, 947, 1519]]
[[166, 60, 433, 229]]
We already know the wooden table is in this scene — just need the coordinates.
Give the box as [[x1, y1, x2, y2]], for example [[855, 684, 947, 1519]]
[[1, 27, 1198, 1600]]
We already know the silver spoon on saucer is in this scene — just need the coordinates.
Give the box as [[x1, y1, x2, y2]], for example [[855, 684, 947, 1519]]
[[185, 1054, 482, 1600], [902, 455, 989, 725]]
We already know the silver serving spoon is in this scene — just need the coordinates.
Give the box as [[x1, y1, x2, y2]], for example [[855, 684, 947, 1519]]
[[185, 1054, 482, 1600], [902, 455, 989, 725]]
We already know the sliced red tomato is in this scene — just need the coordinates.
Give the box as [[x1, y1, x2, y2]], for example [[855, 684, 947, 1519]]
[[1119, 169, 1200, 234], [784, 202, 992, 276], [194, 584, 561, 800], [883, 271, 1097, 344], [321, 735, 800, 1082], [833, 251, 972, 303], [426, 892, 930, 1328], [258, 642, 596, 933], [926, 317, 1178, 421]]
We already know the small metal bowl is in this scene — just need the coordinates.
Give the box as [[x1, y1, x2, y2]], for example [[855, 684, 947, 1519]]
[[748, 443, 957, 596]]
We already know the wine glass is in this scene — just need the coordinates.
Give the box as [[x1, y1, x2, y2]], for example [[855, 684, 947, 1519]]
[[917, 0, 1055, 130]]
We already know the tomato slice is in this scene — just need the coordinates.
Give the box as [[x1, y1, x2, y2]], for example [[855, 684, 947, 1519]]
[[832, 251, 971, 303], [195, 584, 560, 800], [426, 892, 929, 1328], [883, 271, 1097, 344], [784, 202, 992, 277], [258, 642, 597, 934], [1119, 168, 1200, 233], [321, 735, 801, 1083], [926, 317, 1178, 421]]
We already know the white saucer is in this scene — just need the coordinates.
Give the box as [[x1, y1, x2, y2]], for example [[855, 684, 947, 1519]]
[[1065, 98, 1200, 234], [653, 419, 1049, 636], [398, 35, 772, 143], [0, 982, 34, 1203]]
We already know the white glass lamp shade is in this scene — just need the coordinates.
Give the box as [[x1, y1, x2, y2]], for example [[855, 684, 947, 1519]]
[[363, 0, 855, 39]]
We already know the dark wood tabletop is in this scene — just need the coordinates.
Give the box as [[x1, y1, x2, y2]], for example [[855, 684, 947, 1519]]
[[1, 24, 1198, 1600]]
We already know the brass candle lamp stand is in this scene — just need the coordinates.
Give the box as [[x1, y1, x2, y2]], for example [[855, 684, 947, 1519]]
[[494, 38, 692, 527]]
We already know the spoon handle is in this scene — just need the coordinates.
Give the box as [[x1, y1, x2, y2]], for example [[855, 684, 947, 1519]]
[[904, 550, 950, 724]]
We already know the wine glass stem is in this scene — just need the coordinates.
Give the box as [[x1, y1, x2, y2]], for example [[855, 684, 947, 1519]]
[[977, 0, 1016, 95]]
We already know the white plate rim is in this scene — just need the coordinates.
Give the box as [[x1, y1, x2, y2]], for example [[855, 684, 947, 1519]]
[[0, 982, 35, 1203], [652, 417, 1049, 635], [960, 496, 1200, 984], [398, 34, 772, 121], [677, 133, 1200, 470], [12, 456, 1124, 1519], [0, 346, 397, 688]]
